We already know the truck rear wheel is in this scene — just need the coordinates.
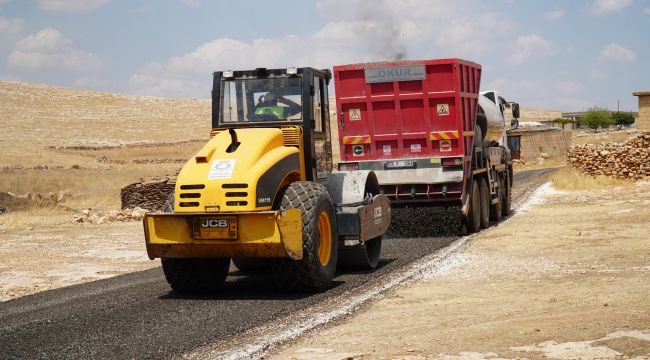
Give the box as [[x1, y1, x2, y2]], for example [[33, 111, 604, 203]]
[[338, 236, 382, 270], [161, 258, 230, 293], [490, 174, 504, 222], [479, 177, 490, 229], [502, 171, 512, 216], [273, 182, 338, 292], [465, 180, 481, 233]]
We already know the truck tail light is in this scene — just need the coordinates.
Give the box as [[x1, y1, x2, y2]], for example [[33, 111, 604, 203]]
[[339, 162, 360, 171], [442, 157, 463, 167]]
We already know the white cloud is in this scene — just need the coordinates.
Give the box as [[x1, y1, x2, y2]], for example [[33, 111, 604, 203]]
[[0, 0, 13, 4], [508, 34, 555, 65], [38, 0, 109, 12], [643, 8, 650, 17], [543, 10, 565, 20], [128, 0, 515, 98], [554, 81, 582, 94], [590, 0, 633, 15], [598, 43, 636, 63], [8, 28, 103, 71], [180, 0, 201, 8], [0, 16, 25, 47]]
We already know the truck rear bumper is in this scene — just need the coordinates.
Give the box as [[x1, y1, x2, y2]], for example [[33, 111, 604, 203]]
[[345, 158, 464, 185], [143, 209, 303, 260], [341, 159, 465, 203], [374, 168, 463, 184]]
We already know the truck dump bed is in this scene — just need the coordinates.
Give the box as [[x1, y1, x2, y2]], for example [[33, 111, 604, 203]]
[[333, 59, 482, 204]]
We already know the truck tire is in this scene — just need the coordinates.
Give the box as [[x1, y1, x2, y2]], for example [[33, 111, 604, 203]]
[[162, 258, 230, 293], [465, 180, 481, 233], [273, 182, 338, 291], [502, 171, 512, 216], [490, 174, 503, 222], [479, 177, 490, 229], [338, 236, 382, 270]]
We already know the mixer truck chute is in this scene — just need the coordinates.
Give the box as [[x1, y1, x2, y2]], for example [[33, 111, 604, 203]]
[[334, 59, 519, 233]]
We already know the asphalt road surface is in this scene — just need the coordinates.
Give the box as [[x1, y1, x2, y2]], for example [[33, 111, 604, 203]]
[[0, 169, 553, 360]]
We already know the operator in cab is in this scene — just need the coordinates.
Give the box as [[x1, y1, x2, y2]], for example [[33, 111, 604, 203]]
[[254, 92, 301, 120]]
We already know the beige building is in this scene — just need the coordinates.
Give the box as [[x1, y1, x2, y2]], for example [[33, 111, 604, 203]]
[[633, 91, 650, 131]]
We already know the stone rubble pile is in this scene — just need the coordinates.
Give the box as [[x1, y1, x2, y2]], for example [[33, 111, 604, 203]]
[[120, 176, 175, 211], [72, 207, 147, 224], [568, 132, 650, 179], [0, 190, 73, 212]]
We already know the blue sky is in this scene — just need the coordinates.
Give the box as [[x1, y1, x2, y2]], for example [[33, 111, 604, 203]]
[[0, 0, 648, 111]]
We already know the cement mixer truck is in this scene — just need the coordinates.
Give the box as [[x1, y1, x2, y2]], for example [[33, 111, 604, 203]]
[[333, 59, 519, 233]]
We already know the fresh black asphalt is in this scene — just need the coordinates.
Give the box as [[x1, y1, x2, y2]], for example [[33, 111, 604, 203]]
[[0, 169, 552, 360]]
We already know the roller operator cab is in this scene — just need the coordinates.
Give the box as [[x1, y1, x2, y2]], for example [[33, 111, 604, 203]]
[[143, 67, 391, 293]]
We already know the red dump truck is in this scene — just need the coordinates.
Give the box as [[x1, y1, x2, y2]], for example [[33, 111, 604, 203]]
[[333, 58, 519, 233]]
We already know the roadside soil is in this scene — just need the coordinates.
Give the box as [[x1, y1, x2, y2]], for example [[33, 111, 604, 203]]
[[0, 221, 157, 302], [270, 180, 650, 360]]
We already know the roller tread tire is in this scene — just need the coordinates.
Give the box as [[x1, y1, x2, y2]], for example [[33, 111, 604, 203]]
[[273, 182, 338, 292]]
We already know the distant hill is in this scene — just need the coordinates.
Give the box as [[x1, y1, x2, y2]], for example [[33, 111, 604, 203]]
[[1, 80, 564, 166]]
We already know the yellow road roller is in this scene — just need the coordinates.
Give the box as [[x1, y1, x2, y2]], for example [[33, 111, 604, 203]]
[[143, 67, 391, 292]]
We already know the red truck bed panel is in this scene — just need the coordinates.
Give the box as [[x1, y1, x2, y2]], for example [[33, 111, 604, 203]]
[[333, 58, 482, 204], [334, 59, 481, 162]]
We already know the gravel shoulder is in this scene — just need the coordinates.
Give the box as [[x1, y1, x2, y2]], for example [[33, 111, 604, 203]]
[[269, 180, 650, 360]]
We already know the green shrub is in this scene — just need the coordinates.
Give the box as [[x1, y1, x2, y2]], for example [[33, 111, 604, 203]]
[[611, 112, 635, 129], [582, 107, 613, 132]]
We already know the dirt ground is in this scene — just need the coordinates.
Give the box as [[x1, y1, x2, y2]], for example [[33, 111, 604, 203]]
[[269, 180, 650, 360], [0, 221, 157, 301]]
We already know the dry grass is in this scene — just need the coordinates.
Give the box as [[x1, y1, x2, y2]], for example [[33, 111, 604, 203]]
[[513, 153, 567, 172], [571, 128, 639, 145], [1, 164, 182, 210], [551, 167, 633, 190]]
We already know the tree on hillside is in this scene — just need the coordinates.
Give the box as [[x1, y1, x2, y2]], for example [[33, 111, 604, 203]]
[[554, 117, 575, 129], [582, 107, 613, 132], [611, 112, 635, 130]]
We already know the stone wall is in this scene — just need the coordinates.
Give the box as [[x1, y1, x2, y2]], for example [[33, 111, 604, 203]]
[[512, 129, 571, 161], [120, 177, 175, 211]]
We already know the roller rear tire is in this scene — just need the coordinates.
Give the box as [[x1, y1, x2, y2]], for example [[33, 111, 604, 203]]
[[162, 258, 230, 293], [232, 258, 272, 272]]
